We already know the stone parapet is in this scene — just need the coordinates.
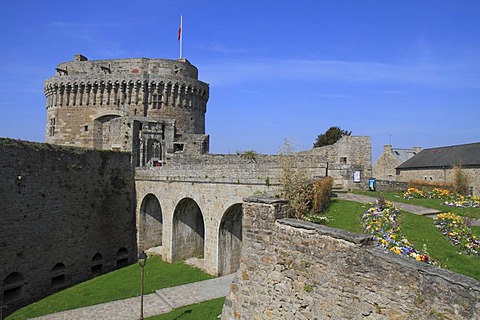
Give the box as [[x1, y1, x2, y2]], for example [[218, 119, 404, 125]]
[[222, 197, 480, 319]]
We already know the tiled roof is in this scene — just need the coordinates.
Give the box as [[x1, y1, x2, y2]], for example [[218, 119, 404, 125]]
[[397, 142, 480, 169]]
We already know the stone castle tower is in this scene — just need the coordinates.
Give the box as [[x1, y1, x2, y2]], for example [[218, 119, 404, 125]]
[[44, 54, 209, 166]]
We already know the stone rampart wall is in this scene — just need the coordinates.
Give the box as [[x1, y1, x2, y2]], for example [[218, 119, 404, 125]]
[[0, 139, 136, 316], [375, 179, 409, 192], [137, 153, 328, 187], [222, 197, 480, 319]]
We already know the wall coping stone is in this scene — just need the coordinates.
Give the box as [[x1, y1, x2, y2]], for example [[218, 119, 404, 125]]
[[243, 196, 288, 204], [278, 218, 374, 246]]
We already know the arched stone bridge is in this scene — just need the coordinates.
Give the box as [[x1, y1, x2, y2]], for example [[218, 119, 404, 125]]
[[134, 165, 280, 276]]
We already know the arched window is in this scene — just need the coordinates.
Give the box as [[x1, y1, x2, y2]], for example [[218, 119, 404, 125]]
[[116, 247, 129, 267], [91, 253, 103, 275], [51, 263, 67, 288], [2, 272, 24, 303]]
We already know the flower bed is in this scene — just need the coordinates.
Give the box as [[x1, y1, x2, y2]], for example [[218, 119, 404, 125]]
[[441, 195, 480, 208], [434, 212, 480, 256], [403, 187, 480, 208], [362, 200, 434, 264], [403, 187, 425, 199]]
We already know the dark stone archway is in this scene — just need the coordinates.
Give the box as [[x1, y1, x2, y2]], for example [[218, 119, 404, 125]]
[[139, 194, 163, 251], [172, 198, 205, 261], [218, 203, 243, 275]]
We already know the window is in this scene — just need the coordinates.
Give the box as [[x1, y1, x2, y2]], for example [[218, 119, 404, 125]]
[[152, 94, 162, 109], [51, 263, 67, 288], [84, 125, 89, 132], [2, 272, 24, 303], [49, 118, 56, 136], [116, 247, 129, 267], [174, 143, 184, 152], [340, 157, 347, 165], [91, 253, 103, 274]]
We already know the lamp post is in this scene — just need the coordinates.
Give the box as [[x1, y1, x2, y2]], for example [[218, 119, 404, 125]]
[[138, 251, 147, 320]]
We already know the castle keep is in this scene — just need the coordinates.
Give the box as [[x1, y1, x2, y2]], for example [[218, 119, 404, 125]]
[[44, 54, 210, 165]]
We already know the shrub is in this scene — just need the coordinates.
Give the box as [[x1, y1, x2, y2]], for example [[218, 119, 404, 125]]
[[453, 165, 469, 196], [312, 176, 333, 213], [279, 140, 313, 219], [408, 180, 453, 193]]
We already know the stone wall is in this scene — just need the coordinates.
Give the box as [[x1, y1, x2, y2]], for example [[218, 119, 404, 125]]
[[374, 179, 409, 192], [306, 136, 372, 190], [222, 197, 480, 319], [0, 139, 136, 316]]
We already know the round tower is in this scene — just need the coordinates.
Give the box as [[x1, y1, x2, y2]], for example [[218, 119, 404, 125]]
[[44, 54, 209, 150]]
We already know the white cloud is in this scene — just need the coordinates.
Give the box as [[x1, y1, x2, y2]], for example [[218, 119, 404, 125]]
[[199, 58, 480, 89]]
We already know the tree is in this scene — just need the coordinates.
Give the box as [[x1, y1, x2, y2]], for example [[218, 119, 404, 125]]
[[313, 126, 351, 148]]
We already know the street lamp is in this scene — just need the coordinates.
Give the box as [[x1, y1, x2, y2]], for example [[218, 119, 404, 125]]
[[138, 251, 147, 320]]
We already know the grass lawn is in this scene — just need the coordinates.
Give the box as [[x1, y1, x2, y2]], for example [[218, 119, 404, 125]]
[[326, 195, 480, 281], [323, 198, 368, 233], [7, 256, 214, 320], [352, 190, 480, 219], [399, 210, 480, 280], [146, 297, 225, 320]]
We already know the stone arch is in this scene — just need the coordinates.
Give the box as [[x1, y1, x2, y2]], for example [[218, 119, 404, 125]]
[[218, 203, 243, 275], [139, 194, 163, 251], [93, 114, 122, 150], [91, 252, 103, 275], [172, 198, 205, 261], [50, 262, 67, 288], [2, 272, 25, 304], [116, 247, 129, 267]]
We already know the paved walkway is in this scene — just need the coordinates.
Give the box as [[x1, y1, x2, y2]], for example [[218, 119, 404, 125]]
[[32, 274, 235, 320], [334, 193, 441, 216]]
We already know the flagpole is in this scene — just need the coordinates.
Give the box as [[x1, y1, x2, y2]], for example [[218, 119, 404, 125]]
[[179, 15, 183, 59]]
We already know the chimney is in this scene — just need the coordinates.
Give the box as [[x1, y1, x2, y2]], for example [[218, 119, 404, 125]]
[[74, 54, 88, 62]]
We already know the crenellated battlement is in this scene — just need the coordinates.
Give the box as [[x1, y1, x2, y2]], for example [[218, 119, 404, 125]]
[[44, 55, 209, 155]]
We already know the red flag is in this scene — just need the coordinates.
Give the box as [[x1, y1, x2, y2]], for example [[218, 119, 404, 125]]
[[178, 23, 182, 41]]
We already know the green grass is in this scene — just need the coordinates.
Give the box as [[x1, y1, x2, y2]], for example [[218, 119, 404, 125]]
[[326, 194, 480, 281], [352, 190, 480, 219], [146, 297, 225, 320], [398, 210, 480, 280], [7, 256, 214, 320], [323, 198, 368, 233]]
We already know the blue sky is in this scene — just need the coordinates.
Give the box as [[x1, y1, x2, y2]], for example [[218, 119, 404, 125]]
[[1, 1, 479, 161]]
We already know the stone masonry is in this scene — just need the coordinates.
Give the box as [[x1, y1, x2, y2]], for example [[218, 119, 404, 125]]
[[0, 138, 136, 316], [221, 196, 480, 319]]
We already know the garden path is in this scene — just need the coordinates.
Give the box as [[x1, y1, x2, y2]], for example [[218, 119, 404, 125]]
[[334, 193, 441, 216], [30, 273, 235, 320]]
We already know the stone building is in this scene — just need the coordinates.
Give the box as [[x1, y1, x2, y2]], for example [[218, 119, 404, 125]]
[[396, 142, 480, 195], [372, 144, 420, 181], [44, 54, 210, 166]]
